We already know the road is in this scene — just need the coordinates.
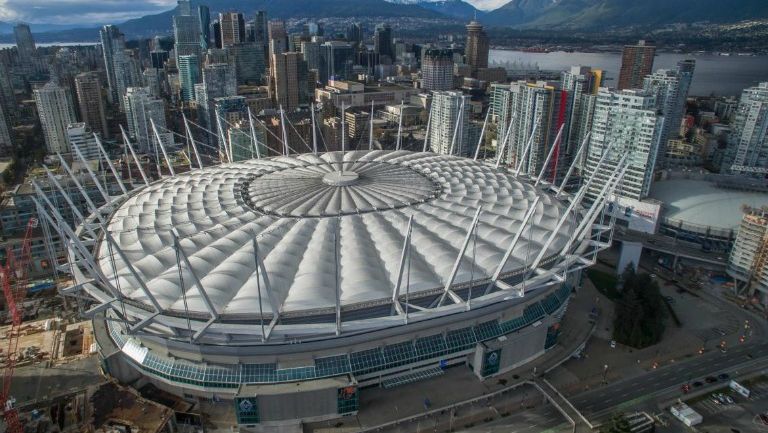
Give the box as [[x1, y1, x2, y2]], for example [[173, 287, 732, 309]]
[[569, 341, 768, 419]]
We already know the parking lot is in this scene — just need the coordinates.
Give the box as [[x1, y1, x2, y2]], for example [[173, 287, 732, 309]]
[[659, 378, 768, 433]]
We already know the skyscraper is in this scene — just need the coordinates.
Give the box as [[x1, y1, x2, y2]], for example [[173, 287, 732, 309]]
[[254, 11, 269, 42], [268, 20, 288, 56], [230, 43, 267, 85], [13, 24, 36, 64], [178, 55, 200, 102], [721, 82, 768, 176], [75, 72, 109, 138], [270, 52, 310, 111], [320, 41, 355, 83], [422, 49, 454, 92], [374, 24, 394, 62], [124, 87, 171, 154], [464, 20, 489, 76], [174, 2, 202, 62], [301, 40, 321, 73], [643, 60, 695, 164], [198, 5, 211, 50], [34, 81, 77, 154], [618, 40, 656, 90], [113, 49, 142, 108], [99, 25, 126, 104], [196, 63, 238, 138], [428, 91, 472, 156], [220, 12, 246, 48], [584, 89, 664, 201], [0, 102, 12, 156], [346, 23, 363, 48]]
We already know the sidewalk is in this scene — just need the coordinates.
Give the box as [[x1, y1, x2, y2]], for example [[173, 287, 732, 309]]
[[304, 283, 599, 432]]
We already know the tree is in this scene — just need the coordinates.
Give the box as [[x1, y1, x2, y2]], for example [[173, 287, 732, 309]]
[[612, 270, 666, 348], [600, 414, 632, 433]]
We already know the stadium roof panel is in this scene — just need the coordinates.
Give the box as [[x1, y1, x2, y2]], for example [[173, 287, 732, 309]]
[[98, 151, 578, 317]]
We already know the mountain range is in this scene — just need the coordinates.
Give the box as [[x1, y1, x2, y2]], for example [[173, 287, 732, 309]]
[[1, 0, 767, 42]]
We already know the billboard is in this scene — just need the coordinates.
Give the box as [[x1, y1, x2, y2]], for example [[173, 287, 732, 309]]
[[609, 196, 662, 234]]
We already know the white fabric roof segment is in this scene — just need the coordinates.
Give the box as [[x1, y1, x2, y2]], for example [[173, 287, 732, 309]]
[[98, 151, 579, 316]]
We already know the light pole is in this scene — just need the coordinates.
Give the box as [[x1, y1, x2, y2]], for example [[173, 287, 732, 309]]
[[602, 364, 609, 384]]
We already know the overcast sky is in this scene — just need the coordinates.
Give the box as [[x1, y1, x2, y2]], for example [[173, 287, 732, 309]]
[[0, 0, 509, 25]]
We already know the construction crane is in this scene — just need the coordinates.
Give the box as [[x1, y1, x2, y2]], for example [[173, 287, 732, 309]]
[[1, 218, 38, 433]]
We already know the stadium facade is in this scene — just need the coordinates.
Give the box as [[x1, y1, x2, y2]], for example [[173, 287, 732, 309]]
[[41, 150, 623, 429]]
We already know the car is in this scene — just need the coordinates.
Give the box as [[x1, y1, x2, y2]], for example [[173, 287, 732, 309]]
[[718, 373, 730, 380], [711, 396, 722, 405], [693, 381, 703, 388], [651, 273, 657, 278], [681, 384, 690, 393], [724, 395, 734, 404], [665, 295, 675, 304], [759, 413, 768, 425], [610, 340, 616, 349], [705, 376, 717, 383]]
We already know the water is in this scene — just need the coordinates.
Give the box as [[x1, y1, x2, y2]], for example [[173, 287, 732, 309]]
[[491, 49, 768, 96]]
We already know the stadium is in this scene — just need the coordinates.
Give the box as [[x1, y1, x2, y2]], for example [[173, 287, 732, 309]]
[[48, 150, 619, 428]]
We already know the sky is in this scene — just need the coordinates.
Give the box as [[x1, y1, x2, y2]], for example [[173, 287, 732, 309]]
[[0, 0, 509, 25]]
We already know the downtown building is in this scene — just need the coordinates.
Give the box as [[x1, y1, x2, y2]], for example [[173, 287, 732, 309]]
[[99, 25, 127, 104], [34, 81, 77, 154], [124, 87, 172, 154], [178, 54, 200, 102], [66, 123, 100, 160], [617, 40, 656, 90], [642, 60, 695, 166], [496, 81, 564, 177], [75, 72, 109, 138], [428, 90, 473, 156], [270, 52, 311, 112], [584, 88, 664, 203], [464, 20, 489, 77], [728, 206, 768, 305], [421, 49, 454, 92], [174, 1, 202, 62], [720, 82, 768, 176]]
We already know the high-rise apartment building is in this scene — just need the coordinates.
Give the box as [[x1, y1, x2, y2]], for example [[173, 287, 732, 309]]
[[178, 55, 200, 102], [124, 87, 172, 154], [428, 91, 472, 156], [618, 40, 656, 90], [270, 52, 310, 112], [66, 123, 100, 160], [720, 82, 768, 176], [465, 20, 489, 76], [220, 12, 246, 48], [374, 24, 394, 62], [198, 5, 211, 50], [728, 206, 768, 305], [584, 89, 664, 201], [99, 25, 126, 103], [34, 81, 77, 154], [422, 49, 454, 92], [642, 60, 695, 164], [561, 66, 602, 168], [496, 81, 563, 176], [75, 72, 109, 138]]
